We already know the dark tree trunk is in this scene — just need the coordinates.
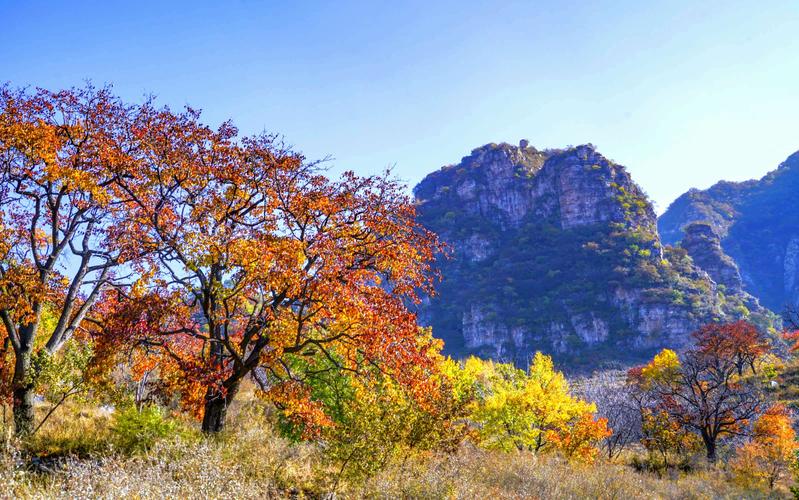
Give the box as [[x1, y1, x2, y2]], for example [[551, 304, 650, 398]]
[[701, 431, 717, 463], [200, 381, 241, 433], [201, 392, 228, 433], [12, 347, 34, 436]]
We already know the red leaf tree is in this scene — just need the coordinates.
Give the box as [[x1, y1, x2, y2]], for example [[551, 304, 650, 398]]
[[693, 320, 769, 376], [98, 103, 442, 432]]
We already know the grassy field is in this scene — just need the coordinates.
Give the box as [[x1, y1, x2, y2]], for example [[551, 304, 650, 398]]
[[0, 384, 788, 500]]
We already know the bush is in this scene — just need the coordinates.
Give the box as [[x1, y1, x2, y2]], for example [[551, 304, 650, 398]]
[[111, 405, 178, 453]]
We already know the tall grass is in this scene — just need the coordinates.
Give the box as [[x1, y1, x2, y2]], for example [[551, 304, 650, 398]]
[[0, 398, 786, 499]]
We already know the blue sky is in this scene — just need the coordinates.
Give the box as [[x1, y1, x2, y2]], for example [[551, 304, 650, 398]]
[[2, 0, 798, 212]]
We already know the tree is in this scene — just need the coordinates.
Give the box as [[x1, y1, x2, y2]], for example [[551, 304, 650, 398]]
[[630, 341, 764, 463], [639, 408, 701, 471], [547, 411, 611, 463], [576, 370, 641, 460], [693, 321, 768, 376], [628, 351, 701, 471], [454, 353, 606, 459], [732, 404, 797, 490], [296, 331, 469, 486], [670, 351, 762, 463], [98, 102, 441, 432], [0, 86, 133, 435]]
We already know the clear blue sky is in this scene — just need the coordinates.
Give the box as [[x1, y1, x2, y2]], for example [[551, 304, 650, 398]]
[[2, 0, 798, 212]]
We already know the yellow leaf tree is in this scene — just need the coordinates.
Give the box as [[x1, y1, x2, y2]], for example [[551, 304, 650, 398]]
[[453, 352, 609, 461]]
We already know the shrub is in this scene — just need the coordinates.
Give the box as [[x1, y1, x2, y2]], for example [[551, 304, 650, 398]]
[[733, 404, 797, 490], [111, 405, 178, 453]]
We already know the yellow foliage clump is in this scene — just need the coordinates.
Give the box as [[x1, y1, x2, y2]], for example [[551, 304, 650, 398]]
[[447, 352, 610, 462]]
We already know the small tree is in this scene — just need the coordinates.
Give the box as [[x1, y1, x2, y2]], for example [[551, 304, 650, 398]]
[[547, 411, 611, 463], [577, 370, 641, 460], [733, 404, 797, 490], [298, 332, 468, 486], [454, 353, 608, 460], [639, 408, 701, 471]]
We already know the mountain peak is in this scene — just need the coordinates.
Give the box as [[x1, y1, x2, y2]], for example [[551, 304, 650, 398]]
[[779, 149, 799, 170], [416, 142, 651, 231], [414, 141, 769, 370], [660, 146, 799, 310]]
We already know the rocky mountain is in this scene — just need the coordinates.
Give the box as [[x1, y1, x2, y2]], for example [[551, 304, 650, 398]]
[[659, 150, 799, 311], [415, 142, 773, 371]]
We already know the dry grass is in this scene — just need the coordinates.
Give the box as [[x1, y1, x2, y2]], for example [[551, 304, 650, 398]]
[[0, 398, 331, 499], [356, 445, 780, 499], [0, 397, 789, 499]]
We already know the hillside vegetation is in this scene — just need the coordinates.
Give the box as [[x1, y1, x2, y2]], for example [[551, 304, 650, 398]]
[[659, 150, 799, 310], [415, 142, 777, 370], [0, 382, 788, 499]]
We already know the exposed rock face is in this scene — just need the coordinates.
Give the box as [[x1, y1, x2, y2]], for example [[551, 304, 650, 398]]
[[416, 142, 656, 233], [570, 313, 609, 344], [416, 142, 770, 371], [659, 150, 799, 310], [610, 287, 698, 351], [680, 222, 744, 293], [785, 237, 799, 306]]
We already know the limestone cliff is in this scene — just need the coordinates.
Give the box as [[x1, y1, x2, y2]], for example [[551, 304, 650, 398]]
[[416, 142, 771, 370], [680, 223, 745, 294]]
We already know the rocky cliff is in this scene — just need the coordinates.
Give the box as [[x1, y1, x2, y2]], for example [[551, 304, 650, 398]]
[[680, 222, 745, 295], [416, 142, 772, 371], [659, 150, 799, 311]]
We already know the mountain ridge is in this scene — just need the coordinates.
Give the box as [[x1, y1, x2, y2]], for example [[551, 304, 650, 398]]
[[659, 149, 799, 310], [415, 141, 774, 371]]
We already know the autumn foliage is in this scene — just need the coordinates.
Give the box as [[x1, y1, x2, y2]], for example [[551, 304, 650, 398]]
[[446, 353, 610, 463], [693, 320, 769, 376], [94, 103, 442, 432], [732, 403, 798, 490], [0, 85, 138, 434], [629, 321, 769, 463], [0, 84, 444, 435], [3, 84, 798, 495]]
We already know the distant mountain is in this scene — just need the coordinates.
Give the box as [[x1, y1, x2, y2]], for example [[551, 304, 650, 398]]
[[415, 142, 774, 371], [659, 151, 799, 311]]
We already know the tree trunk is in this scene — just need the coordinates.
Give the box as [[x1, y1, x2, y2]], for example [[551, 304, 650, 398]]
[[701, 431, 717, 463], [201, 381, 241, 433], [12, 348, 35, 437]]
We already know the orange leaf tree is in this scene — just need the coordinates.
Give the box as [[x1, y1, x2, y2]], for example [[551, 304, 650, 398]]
[[99, 103, 442, 432], [693, 320, 769, 376], [732, 403, 798, 490], [547, 412, 611, 463], [629, 329, 766, 463], [0, 85, 135, 435]]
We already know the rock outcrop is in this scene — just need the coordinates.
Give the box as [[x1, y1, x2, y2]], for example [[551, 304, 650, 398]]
[[680, 222, 744, 293], [416, 142, 773, 371], [659, 150, 799, 310]]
